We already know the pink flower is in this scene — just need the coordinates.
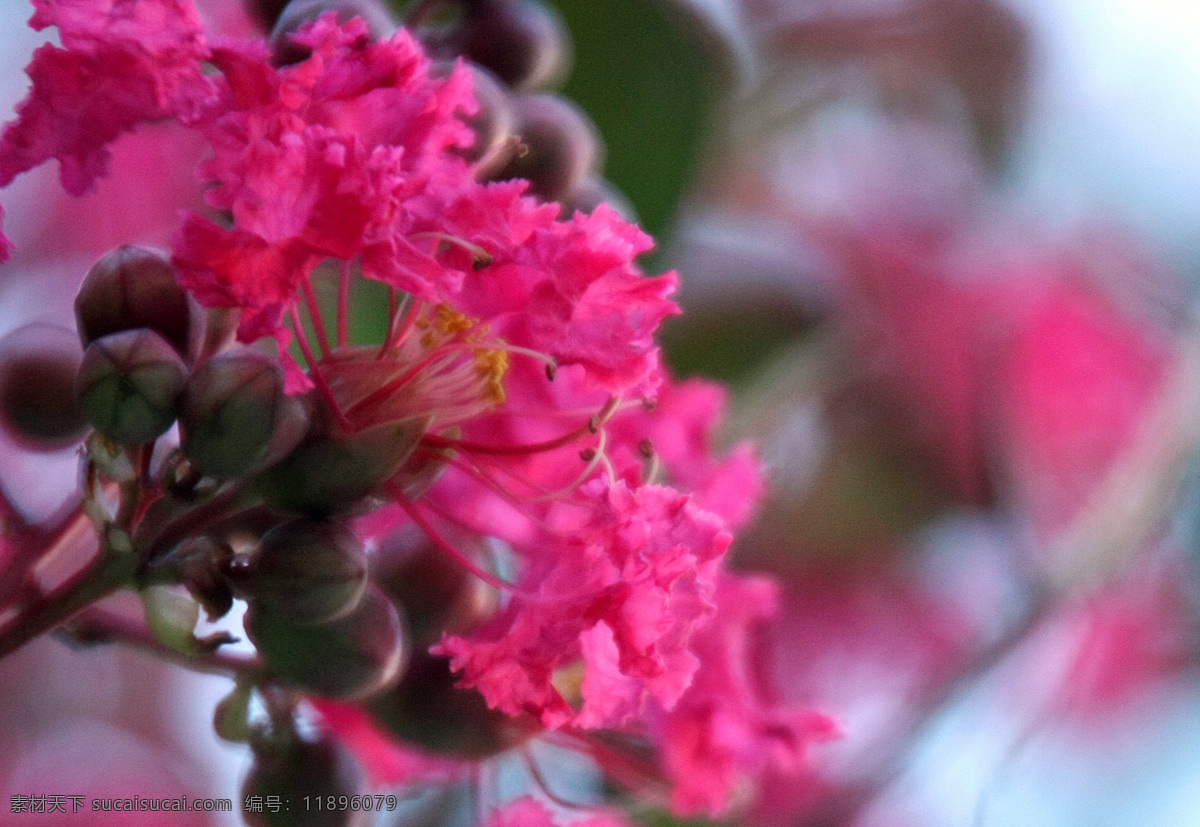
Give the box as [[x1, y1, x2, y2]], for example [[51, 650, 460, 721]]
[[655, 573, 838, 817], [0, 3, 807, 821], [438, 480, 730, 729], [0, 0, 212, 197], [834, 225, 1174, 543]]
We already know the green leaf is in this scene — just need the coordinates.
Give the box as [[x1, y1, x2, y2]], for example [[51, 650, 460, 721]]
[[550, 0, 717, 243]]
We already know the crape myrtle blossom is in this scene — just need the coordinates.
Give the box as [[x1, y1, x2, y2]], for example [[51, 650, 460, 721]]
[[0, 0, 829, 820]]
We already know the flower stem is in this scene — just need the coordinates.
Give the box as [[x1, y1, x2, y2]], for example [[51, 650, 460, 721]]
[[61, 606, 261, 678], [0, 506, 90, 614], [0, 550, 135, 659]]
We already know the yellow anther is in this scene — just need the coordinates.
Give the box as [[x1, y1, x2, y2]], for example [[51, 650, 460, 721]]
[[418, 304, 480, 349], [475, 348, 509, 405], [434, 303, 475, 336]]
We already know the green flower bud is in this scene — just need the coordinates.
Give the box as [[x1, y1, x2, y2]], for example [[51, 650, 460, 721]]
[[243, 518, 367, 626], [0, 324, 86, 450], [74, 245, 194, 357], [372, 528, 496, 649], [75, 329, 188, 446], [180, 351, 308, 479], [255, 415, 431, 517], [367, 652, 535, 759], [246, 585, 407, 700]]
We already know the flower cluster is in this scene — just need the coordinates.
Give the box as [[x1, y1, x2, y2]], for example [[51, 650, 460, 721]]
[[0, 0, 830, 823]]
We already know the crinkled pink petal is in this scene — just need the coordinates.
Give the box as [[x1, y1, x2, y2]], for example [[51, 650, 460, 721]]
[[441, 192, 677, 399], [170, 17, 477, 334], [657, 574, 839, 818], [172, 214, 316, 334], [439, 481, 729, 729], [0, 0, 212, 195]]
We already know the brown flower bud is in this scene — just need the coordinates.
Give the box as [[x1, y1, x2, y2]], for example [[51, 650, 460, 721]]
[[0, 324, 86, 450], [74, 245, 194, 358]]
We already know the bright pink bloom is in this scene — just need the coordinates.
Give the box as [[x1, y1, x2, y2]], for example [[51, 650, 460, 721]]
[[0, 0, 213, 196], [835, 227, 1173, 543], [994, 281, 1170, 540], [656, 573, 838, 817], [0, 4, 799, 819], [439, 480, 729, 729]]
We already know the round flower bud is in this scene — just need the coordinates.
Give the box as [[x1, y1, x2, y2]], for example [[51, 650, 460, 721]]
[[247, 0, 291, 29], [0, 324, 87, 451], [180, 350, 308, 479], [372, 528, 496, 649], [368, 652, 535, 759], [271, 0, 397, 65], [242, 518, 368, 626], [75, 329, 188, 446], [492, 93, 601, 202], [74, 245, 193, 357], [246, 585, 407, 700], [441, 62, 516, 177], [563, 176, 637, 222], [243, 735, 367, 827], [463, 0, 571, 92], [255, 415, 430, 517]]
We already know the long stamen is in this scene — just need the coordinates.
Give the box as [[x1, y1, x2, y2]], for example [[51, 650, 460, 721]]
[[337, 260, 350, 349], [639, 438, 662, 485], [520, 747, 596, 810], [390, 293, 417, 350], [409, 231, 494, 268], [423, 456, 568, 532], [388, 483, 537, 599], [555, 729, 672, 799], [377, 288, 399, 360], [426, 397, 619, 456], [351, 346, 449, 417], [301, 278, 331, 358], [288, 307, 352, 431], [526, 428, 607, 502]]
